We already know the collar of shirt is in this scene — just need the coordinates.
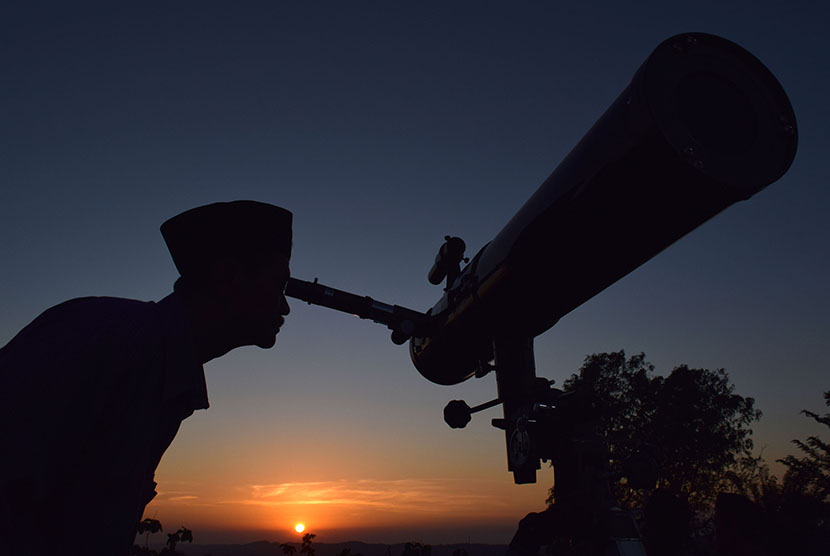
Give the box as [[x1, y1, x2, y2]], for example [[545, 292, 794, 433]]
[[154, 292, 209, 412]]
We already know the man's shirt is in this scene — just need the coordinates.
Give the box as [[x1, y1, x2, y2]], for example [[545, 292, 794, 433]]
[[0, 292, 208, 556]]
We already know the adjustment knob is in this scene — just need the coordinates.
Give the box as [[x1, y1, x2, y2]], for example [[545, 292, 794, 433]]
[[443, 400, 472, 429]]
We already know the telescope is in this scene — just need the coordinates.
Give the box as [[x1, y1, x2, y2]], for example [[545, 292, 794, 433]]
[[286, 33, 797, 486]]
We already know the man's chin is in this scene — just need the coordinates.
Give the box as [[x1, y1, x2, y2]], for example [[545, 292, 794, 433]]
[[254, 329, 279, 349]]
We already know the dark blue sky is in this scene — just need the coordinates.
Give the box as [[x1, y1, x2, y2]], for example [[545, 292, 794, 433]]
[[1, 0, 828, 543]]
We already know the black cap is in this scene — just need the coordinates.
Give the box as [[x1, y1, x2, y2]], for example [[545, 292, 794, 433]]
[[161, 200, 292, 278]]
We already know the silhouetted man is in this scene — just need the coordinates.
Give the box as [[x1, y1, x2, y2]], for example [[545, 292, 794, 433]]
[[0, 201, 292, 556]]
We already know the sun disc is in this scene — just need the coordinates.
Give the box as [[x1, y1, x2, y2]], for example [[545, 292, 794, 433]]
[[295, 523, 305, 533]]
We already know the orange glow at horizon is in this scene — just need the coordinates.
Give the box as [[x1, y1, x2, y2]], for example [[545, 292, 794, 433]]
[[148, 416, 552, 542], [145, 476, 551, 537]]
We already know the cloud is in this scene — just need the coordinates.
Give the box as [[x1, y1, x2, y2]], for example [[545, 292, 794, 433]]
[[229, 478, 511, 516]]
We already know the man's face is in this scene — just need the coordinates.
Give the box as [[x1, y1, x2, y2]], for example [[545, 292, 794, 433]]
[[231, 255, 291, 349]]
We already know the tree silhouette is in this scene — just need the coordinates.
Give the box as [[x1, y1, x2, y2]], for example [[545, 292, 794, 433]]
[[131, 521, 192, 556], [136, 518, 162, 550], [165, 533, 179, 551], [162, 526, 192, 553], [300, 532, 316, 556], [281, 542, 298, 556], [401, 541, 431, 556], [779, 390, 830, 503], [706, 393, 830, 556], [557, 351, 761, 510]]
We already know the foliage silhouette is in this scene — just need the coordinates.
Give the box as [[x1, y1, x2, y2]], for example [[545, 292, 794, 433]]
[[131, 521, 192, 555], [401, 541, 431, 556], [552, 351, 761, 511], [739, 391, 830, 554], [281, 542, 298, 556], [300, 532, 316, 556], [779, 390, 830, 503], [165, 526, 193, 552], [137, 518, 163, 549]]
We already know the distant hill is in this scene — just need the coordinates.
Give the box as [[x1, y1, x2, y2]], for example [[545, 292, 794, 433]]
[[181, 540, 508, 556]]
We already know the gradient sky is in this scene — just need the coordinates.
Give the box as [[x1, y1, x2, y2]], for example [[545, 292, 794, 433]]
[[1, 0, 828, 546]]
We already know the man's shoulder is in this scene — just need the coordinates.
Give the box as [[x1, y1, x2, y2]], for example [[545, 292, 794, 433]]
[[2, 296, 160, 355], [36, 296, 156, 332], [47, 295, 153, 314]]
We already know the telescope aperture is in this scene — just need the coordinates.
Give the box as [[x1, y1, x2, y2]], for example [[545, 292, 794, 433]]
[[645, 32, 797, 195]]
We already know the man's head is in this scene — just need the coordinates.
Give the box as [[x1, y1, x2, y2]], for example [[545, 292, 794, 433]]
[[161, 201, 292, 355]]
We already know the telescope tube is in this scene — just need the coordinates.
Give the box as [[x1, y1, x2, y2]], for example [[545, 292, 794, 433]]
[[411, 32, 798, 385]]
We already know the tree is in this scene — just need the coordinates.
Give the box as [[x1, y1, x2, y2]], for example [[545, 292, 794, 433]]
[[162, 526, 192, 554], [135, 518, 163, 553], [778, 390, 830, 503], [716, 392, 830, 555], [756, 390, 830, 552], [401, 542, 431, 556], [721, 450, 780, 506], [557, 351, 761, 510], [131, 521, 191, 556], [281, 543, 298, 556], [300, 532, 316, 556]]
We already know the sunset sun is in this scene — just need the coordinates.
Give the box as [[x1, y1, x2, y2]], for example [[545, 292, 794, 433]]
[[295, 523, 305, 533]]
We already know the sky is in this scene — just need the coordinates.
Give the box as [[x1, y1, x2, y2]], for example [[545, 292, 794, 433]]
[[1, 0, 828, 546]]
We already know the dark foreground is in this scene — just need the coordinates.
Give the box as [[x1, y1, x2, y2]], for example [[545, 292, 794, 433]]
[[166, 541, 506, 556]]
